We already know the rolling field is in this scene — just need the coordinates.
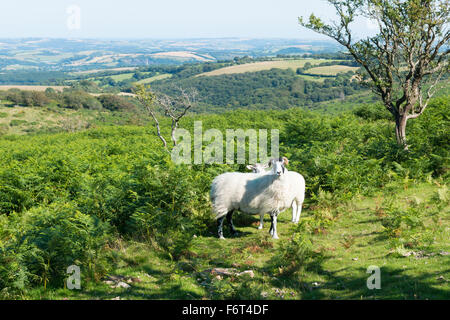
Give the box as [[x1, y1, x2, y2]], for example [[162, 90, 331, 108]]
[[0, 85, 68, 92], [307, 65, 360, 76], [0, 105, 77, 135], [86, 71, 169, 84], [71, 67, 138, 75], [197, 59, 330, 77], [137, 73, 173, 84]]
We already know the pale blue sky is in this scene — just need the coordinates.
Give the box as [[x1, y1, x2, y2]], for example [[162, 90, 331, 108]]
[[0, 0, 376, 39]]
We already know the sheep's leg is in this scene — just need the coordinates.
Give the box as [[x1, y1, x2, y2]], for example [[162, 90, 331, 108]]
[[269, 211, 279, 239], [258, 214, 264, 230], [226, 210, 238, 236], [217, 216, 226, 239], [295, 201, 303, 223], [291, 201, 297, 223]]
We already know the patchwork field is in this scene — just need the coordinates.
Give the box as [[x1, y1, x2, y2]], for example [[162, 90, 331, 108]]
[[197, 59, 330, 76], [307, 65, 360, 76], [136, 73, 173, 84], [0, 85, 68, 92], [71, 67, 138, 75], [151, 51, 214, 62]]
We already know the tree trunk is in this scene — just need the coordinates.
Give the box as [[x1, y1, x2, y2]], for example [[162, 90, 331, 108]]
[[395, 114, 408, 149]]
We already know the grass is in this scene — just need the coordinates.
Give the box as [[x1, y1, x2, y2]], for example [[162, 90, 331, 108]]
[[197, 59, 332, 77], [26, 182, 449, 300], [0, 85, 68, 92], [306, 65, 360, 76], [296, 74, 327, 83], [0, 106, 69, 134], [0, 104, 153, 135], [137, 73, 172, 84], [86, 71, 170, 84], [87, 73, 136, 83], [71, 67, 138, 75], [108, 73, 135, 81], [311, 91, 379, 114]]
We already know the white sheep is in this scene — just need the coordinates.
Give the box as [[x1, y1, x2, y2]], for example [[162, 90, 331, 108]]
[[246, 162, 305, 227], [210, 157, 305, 239]]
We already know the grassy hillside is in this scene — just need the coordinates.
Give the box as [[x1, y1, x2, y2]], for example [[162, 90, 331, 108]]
[[23, 182, 450, 300], [196, 59, 331, 77], [0, 96, 448, 299], [306, 65, 360, 76], [154, 68, 366, 113], [0, 103, 149, 136], [136, 74, 173, 84], [0, 85, 68, 92]]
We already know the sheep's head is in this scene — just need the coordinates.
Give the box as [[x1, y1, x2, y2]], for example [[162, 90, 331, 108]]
[[246, 163, 269, 173], [268, 157, 289, 176]]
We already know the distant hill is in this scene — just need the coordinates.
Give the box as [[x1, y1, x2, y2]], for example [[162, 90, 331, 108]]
[[0, 38, 340, 72]]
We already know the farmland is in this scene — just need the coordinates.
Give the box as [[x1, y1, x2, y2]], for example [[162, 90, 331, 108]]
[[136, 74, 173, 84], [197, 59, 331, 76], [0, 38, 340, 72], [306, 65, 360, 76], [0, 85, 68, 92]]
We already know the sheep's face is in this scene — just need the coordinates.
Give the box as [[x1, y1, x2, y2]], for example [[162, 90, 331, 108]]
[[246, 163, 269, 173], [268, 157, 288, 176]]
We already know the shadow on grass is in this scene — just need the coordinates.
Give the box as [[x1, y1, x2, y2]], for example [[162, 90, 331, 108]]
[[84, 283, 203, 300], [183, 240, 450, 300], [77, 263, 205, 300], [264, 252, 450, 299]]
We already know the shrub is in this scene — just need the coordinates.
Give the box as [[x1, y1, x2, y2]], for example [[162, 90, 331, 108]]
[[353, 103, 392, 121], [4, 90, 49, 107], [0, 202, 113, 296], [9, 119, 27, 127], [209, 275, 263, 300], [97, 94, 136, 111], [61, 90, 102, 110], [378, 198, 437, 250], [270, 225, 316, 276], [121, 162, 214, 259], [128, 209, 195, 261]]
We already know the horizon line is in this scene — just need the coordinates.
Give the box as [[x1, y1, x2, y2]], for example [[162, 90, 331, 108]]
[[0, 36, 334, 42]]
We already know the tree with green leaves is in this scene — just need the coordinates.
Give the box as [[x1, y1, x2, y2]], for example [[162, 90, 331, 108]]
[[299, 0, 449, 148]]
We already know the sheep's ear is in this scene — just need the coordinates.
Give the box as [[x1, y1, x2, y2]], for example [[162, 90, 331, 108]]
[[246, 165, 254, 171], [282, 157, 289, 166]]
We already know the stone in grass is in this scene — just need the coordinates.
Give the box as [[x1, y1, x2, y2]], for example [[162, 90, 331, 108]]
[[104, 275, 141, 289], [436, 276, 448, 282], [207, 268, 255, 278], [112, 282, 131, 289]]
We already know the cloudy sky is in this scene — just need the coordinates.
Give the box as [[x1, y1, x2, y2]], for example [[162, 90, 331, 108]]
[[0, 0, 377, 39]]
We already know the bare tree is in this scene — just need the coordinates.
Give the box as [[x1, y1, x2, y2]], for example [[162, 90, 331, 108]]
[[299, 0, 449, 148], [156, 86, 198, 147], [134, 84, 168, 149], [134, 84, 197, 151]]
